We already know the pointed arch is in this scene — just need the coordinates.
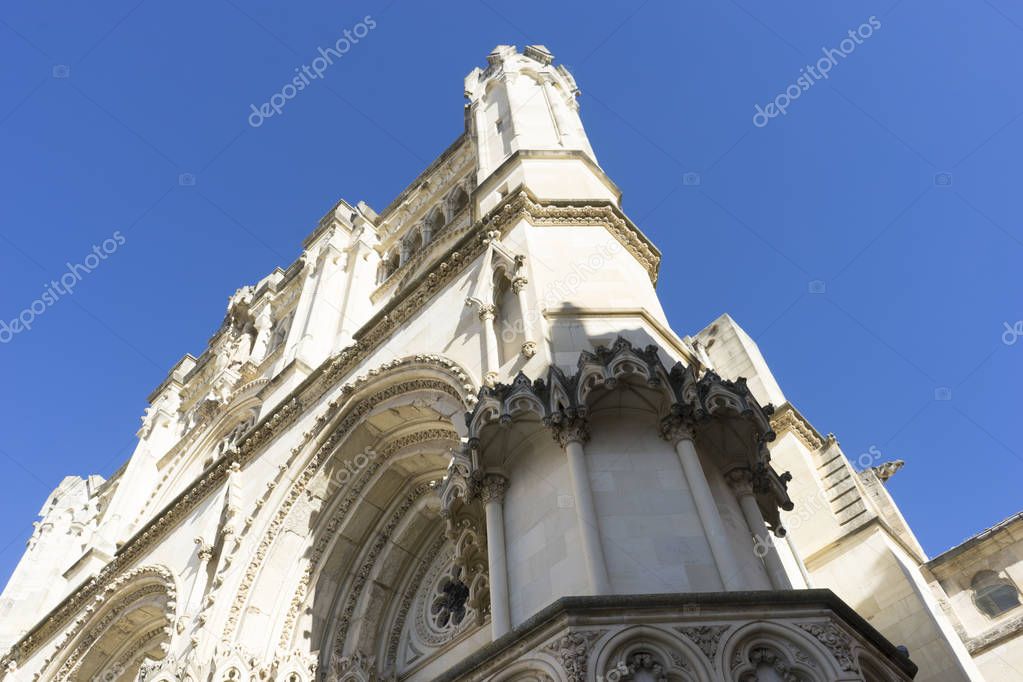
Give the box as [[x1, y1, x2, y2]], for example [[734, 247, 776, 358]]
[[719, 621, 837, 682], [220, 355, 476, 660], [34, 566, 178, 682], [594, 625, 712, 682]]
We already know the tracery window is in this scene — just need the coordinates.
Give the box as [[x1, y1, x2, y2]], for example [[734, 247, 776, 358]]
[[430, 565, 471, 630]]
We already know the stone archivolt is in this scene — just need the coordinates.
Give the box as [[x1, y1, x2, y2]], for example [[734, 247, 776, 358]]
[[0, 357, 472, 672], [225, 364, 470, 640], [26, 566, 177, 682]]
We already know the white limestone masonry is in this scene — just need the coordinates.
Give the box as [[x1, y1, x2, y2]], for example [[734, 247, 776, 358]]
[[0, 45, 1016, 682]]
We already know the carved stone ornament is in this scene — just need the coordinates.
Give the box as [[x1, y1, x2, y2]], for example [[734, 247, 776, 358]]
[[478, 473, 509, 504], [797, 621, 858, 672], [541, 630, 605, 682], [549, 413, 591, 448], [740, 646, 803, 682], [465, 336, 792, 517], [677, 625, 728, 661]]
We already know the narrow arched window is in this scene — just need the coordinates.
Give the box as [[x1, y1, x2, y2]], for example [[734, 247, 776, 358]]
[[972, 570, 1021, 618], [448, 187, 469, 217], [428, 209, 445, 239], [377, 249, 400, 284]]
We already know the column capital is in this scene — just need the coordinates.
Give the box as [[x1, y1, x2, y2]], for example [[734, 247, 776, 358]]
[[478, 473, 509, 504], [548, 413, 590, 447], [194, 537, 214, 563], [511, 276, 528, 294], [724, 468, 756, 497], [478, 303, 497, 322], [659, 413, 695, 446]]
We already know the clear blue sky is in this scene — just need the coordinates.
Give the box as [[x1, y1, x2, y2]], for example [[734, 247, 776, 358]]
[[1, 1, 1020, 589]]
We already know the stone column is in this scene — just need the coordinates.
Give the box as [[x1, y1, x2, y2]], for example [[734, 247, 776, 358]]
[[511, 275, 536, 358], [478, 303, 500, 387], [540, 73, 573, 147], [727, 469, 792, 590], [786, 533, 813, 588], [552, 417, 611, 595], [187, 538, 214, 616], [480, 474, 511, 638], [661, 418, 745, 590]]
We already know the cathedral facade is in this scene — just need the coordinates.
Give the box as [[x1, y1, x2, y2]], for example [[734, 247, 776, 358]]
[[0, 45, 1019, 682]]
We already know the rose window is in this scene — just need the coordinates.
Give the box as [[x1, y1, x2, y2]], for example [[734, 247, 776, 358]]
[[430, 566, 470, 629]]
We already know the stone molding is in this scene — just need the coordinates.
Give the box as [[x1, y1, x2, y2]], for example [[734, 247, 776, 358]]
[[225, 377, 463, 639], [430, 591, 917, 682], [1, 358, 471, 668], [676, 625, 728, 660], [328, 481, 436, 660], [275, 428, 459, 650], [796, 620, 858, 673], [770, 402, 824, 451], [962, 612, 1023, 654], [9, 566, 178, 679], [478, 474, 509, 505]]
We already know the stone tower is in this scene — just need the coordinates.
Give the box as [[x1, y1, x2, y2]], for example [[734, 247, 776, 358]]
[[2, 45, 1008, 682]]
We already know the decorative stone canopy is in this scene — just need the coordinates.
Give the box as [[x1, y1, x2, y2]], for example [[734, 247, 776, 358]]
[[462, 337, 794, 530]]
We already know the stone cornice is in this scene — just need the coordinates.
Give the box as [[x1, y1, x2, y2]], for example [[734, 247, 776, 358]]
[[542, 306, 699, 367], [375, 134, 469, 224], [926, 511, 1023, 569], [474, 148, 624, 205], [963, 612, 1023, 654], [486, 188, 660, 283], [431, 590, 918, 681], [770, 402, 824, 451]]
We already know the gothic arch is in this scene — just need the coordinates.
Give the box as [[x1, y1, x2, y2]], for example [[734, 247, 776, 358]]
[[594, 625, 711, 682], [426, 206, 445, 238], [446, 185, 470, 220], [220, 356, 475, 662], [574, 341, 676, 422], [142, 397, 262, 521], [35, 565, 178, 682], [719, 622, 836, 682]]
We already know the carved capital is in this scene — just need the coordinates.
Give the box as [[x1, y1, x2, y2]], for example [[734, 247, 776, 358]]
[[194, 538, 214, 563], [477, 303, 496, 322], [549, 414, 590, 447], [725, 468, 755, 497], [659, 413, 695, 446], [511, 276, 528, 294], [520, 341, 537, 358], [478, 474, 509, 504]]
